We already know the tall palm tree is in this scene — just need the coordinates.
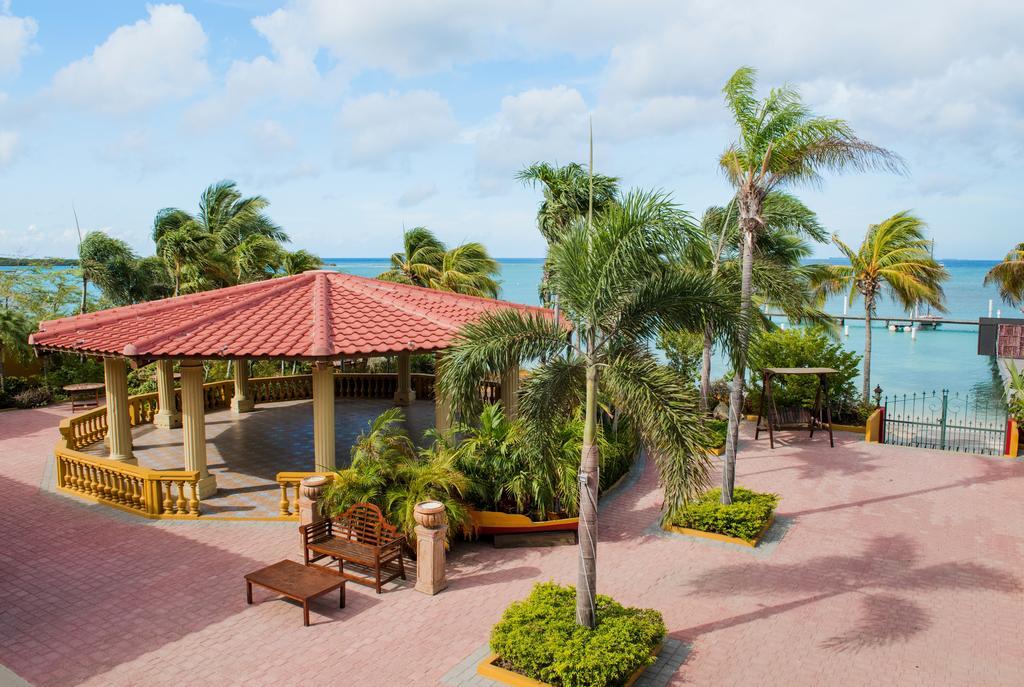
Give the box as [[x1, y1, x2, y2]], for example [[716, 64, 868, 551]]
[[815, 212, 948, 400], [517, 162, 619, 308], [153, 181, 288, 292], [378, 227, 500, 297], [717, 66, 902, 504], [79, 231, 135, 311], [984, 243, 1024, 308], [688, 192, 829, 410], [438, 187, 734, 628]]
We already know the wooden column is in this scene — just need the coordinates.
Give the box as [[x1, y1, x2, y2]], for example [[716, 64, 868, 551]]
[[434, 354, 451, 433], [231, 359, 254, 414], [103, 357, 136, 464], [500, 366, 519, 419], [394, 352, 415, 406], [153, 359, 181, 429], [312, 361, 336, 472], [180, 360, 217, 498]]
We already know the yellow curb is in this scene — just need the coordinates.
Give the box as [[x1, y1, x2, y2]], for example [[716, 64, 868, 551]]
[[708, 445, 725, 456], [478, 642, 662, 687], [663, 515, 775, 548]]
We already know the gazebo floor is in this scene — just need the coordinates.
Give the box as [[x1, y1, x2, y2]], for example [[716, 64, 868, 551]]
[[80, 399, 436, 519]]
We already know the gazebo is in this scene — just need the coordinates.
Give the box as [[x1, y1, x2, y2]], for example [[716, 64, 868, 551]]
[[31, 271, 551, 515]]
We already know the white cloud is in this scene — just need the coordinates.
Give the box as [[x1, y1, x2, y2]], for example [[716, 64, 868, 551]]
[[0, 3, 35, 76], [0, 129, 18, 168], [397, 183, 439, 207], [337, 90, 457, 166], [248, 119, 296, 156], [52, 4, 209, 113]]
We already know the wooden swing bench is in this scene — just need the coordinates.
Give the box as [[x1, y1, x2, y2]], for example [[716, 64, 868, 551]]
[[754, 367, 836, 449], [300, 502, 407, 593]]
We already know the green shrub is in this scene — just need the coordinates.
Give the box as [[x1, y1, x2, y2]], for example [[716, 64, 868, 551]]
[[705, 419, 727, 448], [672, 487, 778, 542], [746, 327, 863, 421], [490, 582, 665, 687], [12, 386, 52, 408]]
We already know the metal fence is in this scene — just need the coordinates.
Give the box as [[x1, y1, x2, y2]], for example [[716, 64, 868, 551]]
[[881, 389, 1009, 456]]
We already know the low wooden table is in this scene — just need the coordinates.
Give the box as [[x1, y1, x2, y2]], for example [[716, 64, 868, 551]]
[[244, 560, 346, 627], [63, 382, 104, 412]]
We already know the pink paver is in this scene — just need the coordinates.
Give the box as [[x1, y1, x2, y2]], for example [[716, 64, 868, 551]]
[[1, 405, 1022, 686]]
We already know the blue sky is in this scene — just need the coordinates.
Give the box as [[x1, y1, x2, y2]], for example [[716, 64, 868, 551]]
[[0, 1, 1021, 260]]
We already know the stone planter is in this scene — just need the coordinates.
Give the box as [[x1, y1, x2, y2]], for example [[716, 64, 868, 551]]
[[468, 510, 578, 536], [663, 515, 775, 548]]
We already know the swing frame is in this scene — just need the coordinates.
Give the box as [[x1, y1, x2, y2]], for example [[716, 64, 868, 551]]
[[754, 367, 836, 449]]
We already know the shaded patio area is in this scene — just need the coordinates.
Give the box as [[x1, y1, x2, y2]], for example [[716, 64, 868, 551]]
[[82, 398, 436, 518]]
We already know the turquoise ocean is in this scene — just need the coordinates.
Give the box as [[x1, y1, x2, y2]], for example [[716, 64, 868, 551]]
[[325, 258, 1007, 404]]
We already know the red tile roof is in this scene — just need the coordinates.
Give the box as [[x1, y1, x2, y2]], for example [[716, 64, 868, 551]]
[[30, 271, 555, 360]]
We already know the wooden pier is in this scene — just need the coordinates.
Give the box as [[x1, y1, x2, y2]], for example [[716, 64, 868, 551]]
[[764, 313, 980, 328]]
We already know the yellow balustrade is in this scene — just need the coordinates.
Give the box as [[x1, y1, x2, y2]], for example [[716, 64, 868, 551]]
[[480, 379, 501, 404], [55, 444, 200, 518], [275, 471, 334, 517]]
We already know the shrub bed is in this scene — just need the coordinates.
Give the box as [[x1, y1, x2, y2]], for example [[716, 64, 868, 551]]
[[705, 418, 727, 449], [672, 487, 778, 543], [489, 582, 665, 687]]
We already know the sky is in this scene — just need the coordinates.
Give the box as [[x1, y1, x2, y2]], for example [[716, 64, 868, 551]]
[[0, 0, 1021, 260]]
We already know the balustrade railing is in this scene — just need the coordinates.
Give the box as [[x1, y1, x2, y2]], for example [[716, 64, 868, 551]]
[[55, 446, 200, 518], [275, 471, 334, 517], [250, 374, 313, 403], [480, 379, 501, 404]]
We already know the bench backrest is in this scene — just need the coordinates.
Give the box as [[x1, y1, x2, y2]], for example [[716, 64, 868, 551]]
[[333, 502, 398, 546]]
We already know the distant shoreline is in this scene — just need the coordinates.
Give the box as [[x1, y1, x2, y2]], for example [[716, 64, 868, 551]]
[[0, 257, 79, 267]]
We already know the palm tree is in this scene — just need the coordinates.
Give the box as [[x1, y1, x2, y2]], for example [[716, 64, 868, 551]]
[[438, 187, 733, 628], [79, 231, 134, 311], [0, 308, 32, 392], [984, 243, 1024, 308], [153, 181, 288, 292], [717, 66, 902, 504], [427, 242, 499, 298], [517, 162, 619, 308], [815, 212, 948, 400], [687, 192, 829, 410], [378, 227, 445, 286], [156, 225, 210, 296], [378, 227, 500, 298], [280, 250, 322, 276]]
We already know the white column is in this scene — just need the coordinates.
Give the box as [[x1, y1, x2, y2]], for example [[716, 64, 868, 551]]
[[153, 360, 181, 429], [394, 352, 415, 406], [434, 353, 451, 433], [230, 359, 254, 414], [312, 361, 336, 472], [103, 357, 135, 464], [500, 366, 519, 419], [180, 360, 216, 498]]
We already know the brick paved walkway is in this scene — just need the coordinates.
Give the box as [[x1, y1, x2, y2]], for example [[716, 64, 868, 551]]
[[81, 399, 435, 517], [2, 406, 1023, 686]]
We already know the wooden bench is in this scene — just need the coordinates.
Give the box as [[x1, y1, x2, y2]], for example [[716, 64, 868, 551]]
[[301, 502, 407, 593]]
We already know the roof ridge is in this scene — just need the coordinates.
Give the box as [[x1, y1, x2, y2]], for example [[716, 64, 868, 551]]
[[309, 272, 333, 357], [32, 274, 306, 340], [121, 273, 316, 357]]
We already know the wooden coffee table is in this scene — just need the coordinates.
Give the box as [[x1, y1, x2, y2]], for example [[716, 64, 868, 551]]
[[245, 560, 346, 627], [63, 382, 105, 412]]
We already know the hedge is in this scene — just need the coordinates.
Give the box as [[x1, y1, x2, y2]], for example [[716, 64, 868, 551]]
[[490, 582, 665, 687], [672, 487, 778, 542]]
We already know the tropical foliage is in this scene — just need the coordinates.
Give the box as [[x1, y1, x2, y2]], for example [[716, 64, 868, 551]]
[[815, 211, 948, 399], [320, 408, 471, 543], [716, 65, 902, 504], [378, 226, 500, 298], [0, 308, 32, 392], [984, 243, 1024, 308], [489, 582, 665, 687], [439, 186, 733, 627], [746, 327, 865, 423], [152, 181, 297, 294]]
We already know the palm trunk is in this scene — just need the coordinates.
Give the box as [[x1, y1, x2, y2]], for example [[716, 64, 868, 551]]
[[862, 302, 873, 401], [700, 325, 714, 411], [576, 361, 600, 629], [80, 276, 88, 315], [723, 204, 757, 506]]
